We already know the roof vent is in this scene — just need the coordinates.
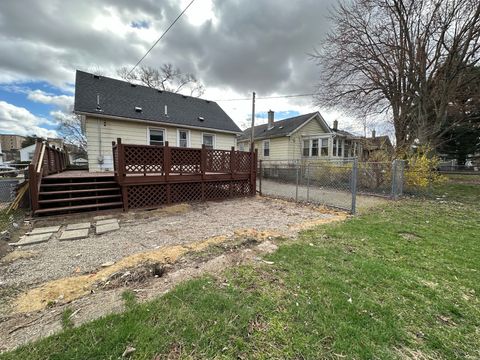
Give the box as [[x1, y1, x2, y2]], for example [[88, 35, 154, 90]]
[[182, 95, 187, 99], [130, 83, 136, 87], [205, 100, 210, 104], [157, 89, 163, 93], [93, 74, 100, 79], [135, 106, 142, 112], [198, 116, 205, 121]]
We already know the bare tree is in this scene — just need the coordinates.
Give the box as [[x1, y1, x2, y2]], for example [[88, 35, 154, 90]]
[[312, 0, 480, 151], [117, 64, 205, 97], [56, 114, 87, 154]]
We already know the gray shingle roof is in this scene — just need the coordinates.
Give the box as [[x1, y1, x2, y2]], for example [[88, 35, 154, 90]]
[[74, 70, 241, 134], [238, 112, 319, 141]]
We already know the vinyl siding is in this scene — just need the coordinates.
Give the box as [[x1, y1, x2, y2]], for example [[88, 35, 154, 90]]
[[85, 116, 236, 172]]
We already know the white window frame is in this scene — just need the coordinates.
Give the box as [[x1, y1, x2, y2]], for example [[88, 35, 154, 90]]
[[320, 138, 329, 157], [202, 132, 216, 148], [176, 129, 190, 148], [263, 140, 270, 157], [239, 142, 245, 151], [147, 127, 167, 146]]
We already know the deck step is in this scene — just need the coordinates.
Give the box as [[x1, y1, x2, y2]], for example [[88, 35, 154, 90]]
[[39, 187, 120, 195], [40, 181, 117, 187], [34, 201, 123, 215], [38, 194, 122, 204]]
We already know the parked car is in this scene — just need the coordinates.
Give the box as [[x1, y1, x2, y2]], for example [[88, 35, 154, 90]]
[[0, 164, 19, 177]]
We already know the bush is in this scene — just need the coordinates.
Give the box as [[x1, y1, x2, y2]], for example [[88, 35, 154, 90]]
[[404, 146, 445, 188]]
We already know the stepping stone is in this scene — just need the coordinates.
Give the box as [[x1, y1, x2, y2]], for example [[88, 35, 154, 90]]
[[96, 222, 120, 235], [66, 222, 91, 231], [96, 218, 118, 226], [11, 233, 52, 246], [60, 228, 89, 241], [29, 226, 60, 235]]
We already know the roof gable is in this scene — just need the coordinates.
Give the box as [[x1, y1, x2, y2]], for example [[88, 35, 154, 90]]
[[74, 70, 241, 134]]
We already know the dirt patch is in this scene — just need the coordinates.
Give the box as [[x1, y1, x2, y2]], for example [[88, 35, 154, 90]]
[[399, 232, 421, 241], [1, 250, 38, 264], [0, 240, 11, 259]]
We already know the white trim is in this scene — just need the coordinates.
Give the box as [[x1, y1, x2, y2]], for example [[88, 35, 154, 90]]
[[147, 127, 167, 146], [287, 112, 332, 136], [202, 132, 216, 148], [77, 112, 242, 135], [176, 129, 190, 147]]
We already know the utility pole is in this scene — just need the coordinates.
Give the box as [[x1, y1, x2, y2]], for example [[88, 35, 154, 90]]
[[250, 91, 256, 151]]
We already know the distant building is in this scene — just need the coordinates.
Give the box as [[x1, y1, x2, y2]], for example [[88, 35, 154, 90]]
[[359, 131, 394, 161], [0, 134, 26, 151]]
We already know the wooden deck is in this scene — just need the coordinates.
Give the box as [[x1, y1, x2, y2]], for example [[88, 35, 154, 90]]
[[45, 170, 114, 178]]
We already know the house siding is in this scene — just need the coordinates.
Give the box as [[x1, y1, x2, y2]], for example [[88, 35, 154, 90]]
[[85, 116, 237, 172]]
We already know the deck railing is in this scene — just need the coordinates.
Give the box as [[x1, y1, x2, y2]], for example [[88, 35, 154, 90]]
[[112, 138, 257, 210], [29, 139, 69, 212]]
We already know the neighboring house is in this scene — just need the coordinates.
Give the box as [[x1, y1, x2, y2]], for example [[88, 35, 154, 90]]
[[0, 134, 26, 151], [237, 111, 361, 162], [19, 144, 36, 162], [359, 131, 394, 160], [72, 158, 88, 166], [74, 70, 242, 172]]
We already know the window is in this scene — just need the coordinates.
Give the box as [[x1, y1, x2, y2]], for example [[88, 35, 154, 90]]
[[333, 138, 337, 156], [311, 139, 319, 156], [149, 128, 165, 146], [202, 133, 215, 148], [239, 143, 245, 151], [303, 140, 310, 157], [263, 140, 270, 157], [321, 139, 329, 156], [177, 130, 189, 147], [338, 139, 343, 157]]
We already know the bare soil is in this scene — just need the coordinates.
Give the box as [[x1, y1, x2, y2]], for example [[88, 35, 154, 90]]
[[0, 197, 346, 352]]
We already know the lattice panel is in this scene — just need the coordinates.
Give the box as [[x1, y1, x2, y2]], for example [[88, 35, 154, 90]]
[[112, 146, 118, 172], [206, 150, 231, 173], [171, 182, 202, 203], [171, 148, 201, 174], [124, 145, 164, 174], [230, 180, 252, 197], [127, 184, 167, 209], [205, 181, 231, 200], [236, 152, 251, 172]]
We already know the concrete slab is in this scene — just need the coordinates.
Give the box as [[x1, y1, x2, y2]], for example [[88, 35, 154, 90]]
[[93, 215, 116, 221], [11, 233, 52, 246], [66, 222, 91, 231], [29, 226, 60, 235], [96, 218, 118, 226], [60, 228, 89, 241], [96, 222, 120, 235]]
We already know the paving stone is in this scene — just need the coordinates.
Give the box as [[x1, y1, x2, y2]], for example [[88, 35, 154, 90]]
[[93, 215, 116, 221], [29, 226, 61, 235], [96, 222, 120, 235], [66, 222, 91, 231], [11, 233, 52, 246], [59, 228, 89, 241], [96, 218, 118, 226]]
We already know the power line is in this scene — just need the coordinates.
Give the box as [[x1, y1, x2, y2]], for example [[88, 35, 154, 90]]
[[128, 0, 197, 76], [214, 93, 315, 101]]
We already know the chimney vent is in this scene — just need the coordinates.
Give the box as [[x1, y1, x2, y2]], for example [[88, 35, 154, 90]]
[[333, 120, 338, 131], [372, 129, 376, 138], [267, 110, 274, 130]]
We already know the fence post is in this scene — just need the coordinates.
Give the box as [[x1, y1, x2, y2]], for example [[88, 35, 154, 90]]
[[164, 141, 171, 204], [391, 159, 397, 200], [259, 160, 262, 195], [351, 158, 358, 214], [295, 165, 299, 202], [306, 163, 310, 202]]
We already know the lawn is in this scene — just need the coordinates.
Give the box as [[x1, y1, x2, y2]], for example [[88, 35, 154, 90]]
[[1, 179, 479, 359]]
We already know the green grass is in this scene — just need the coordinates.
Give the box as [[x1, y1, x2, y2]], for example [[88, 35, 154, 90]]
[[1, 182, 479, 359], [61, 308, 74, 330]]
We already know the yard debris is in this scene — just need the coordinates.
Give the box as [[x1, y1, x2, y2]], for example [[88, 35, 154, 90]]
[[122, 346, 136, 357], [101, 261, 115, 268]]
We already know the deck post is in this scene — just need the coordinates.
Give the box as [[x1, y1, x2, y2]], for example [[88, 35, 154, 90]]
[[230, 146, 235, 180], [201, 144, 206, 201], [164, 141, 171, 204]]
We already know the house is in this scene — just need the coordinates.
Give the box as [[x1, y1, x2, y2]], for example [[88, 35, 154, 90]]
[[74, 70, 242, 172], [19, 144, 36, 162], [359, 131, 394, 161], [237, 111, 361, 162]]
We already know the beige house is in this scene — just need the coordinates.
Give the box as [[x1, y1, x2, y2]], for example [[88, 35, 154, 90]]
[[74, 71, 242, 172], [238, 111, 360, 162]]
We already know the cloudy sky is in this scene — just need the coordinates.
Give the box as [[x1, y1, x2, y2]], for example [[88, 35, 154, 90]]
[[0, 0, 385, 140]]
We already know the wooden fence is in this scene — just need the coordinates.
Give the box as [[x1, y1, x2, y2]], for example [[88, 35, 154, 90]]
[[29, 139, 69, 212], [112, 138, 257, 210]]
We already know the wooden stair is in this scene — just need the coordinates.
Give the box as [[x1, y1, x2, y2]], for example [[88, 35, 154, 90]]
[[35, 175, 123, 216]]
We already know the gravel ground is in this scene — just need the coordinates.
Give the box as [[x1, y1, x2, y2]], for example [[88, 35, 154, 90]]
[[0, 197, 336, 288], [259, 179, 387, 212]]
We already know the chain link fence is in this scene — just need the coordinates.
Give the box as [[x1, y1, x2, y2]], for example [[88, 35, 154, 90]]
[[258, 160, 357, 213], [0, 166, 27, 237]]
